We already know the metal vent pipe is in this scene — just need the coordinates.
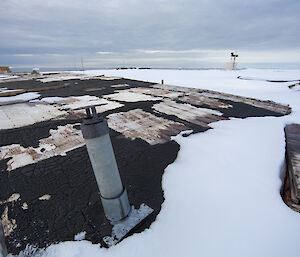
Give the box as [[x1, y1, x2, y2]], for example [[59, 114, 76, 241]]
[[81, 107, 130, 222]]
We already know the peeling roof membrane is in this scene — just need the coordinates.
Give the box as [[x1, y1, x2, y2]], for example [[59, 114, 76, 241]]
[[37, 73, 113, 83], [0, 96, 123, 130], [0, 193, 20, 205], [0, 75, 19, 81], [0, 72, 119, 84], [104, 90, 162, 102], [153, 100, 225, 127], [122, 87, 231, 109], [0, 102, 66, 130], [0, 92, 40, 104], [111, 84, 130, 88], [38, 195, 51, 201], [85, 87, 105, 92], [153, 84, 291, 115], [179, 92, 232, 109], [127, 87, 184, 99], [1, 206, 17, 236], [96, 76, 122, 80], [0, 124, 84, 171], [47, 95, 122, 111], [107, 109, 186, 145], [37, 76, 85, 83], [0, 88, 24, 94], [39, 97, 67, 103]]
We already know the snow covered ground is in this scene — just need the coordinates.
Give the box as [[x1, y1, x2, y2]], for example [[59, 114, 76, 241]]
[[14, 68, 300, 257]]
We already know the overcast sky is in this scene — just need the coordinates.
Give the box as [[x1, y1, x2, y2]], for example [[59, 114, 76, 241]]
[[1, 0, 300, 69]]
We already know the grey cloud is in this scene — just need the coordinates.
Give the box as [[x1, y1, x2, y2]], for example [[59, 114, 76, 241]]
[[0, 0, 299, 68]]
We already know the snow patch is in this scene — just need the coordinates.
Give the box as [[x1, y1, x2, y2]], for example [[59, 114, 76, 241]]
[[103, 204, 153, 247], [74, 232, 86, 241]]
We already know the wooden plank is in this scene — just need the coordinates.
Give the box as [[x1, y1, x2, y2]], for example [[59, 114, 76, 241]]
[[285, 124, 300, 203]]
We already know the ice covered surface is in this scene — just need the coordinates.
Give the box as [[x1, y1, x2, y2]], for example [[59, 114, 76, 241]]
[[14, 68, 300, 257]]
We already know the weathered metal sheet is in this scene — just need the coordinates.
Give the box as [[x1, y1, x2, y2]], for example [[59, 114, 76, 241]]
[[107, 109, 186, 145]]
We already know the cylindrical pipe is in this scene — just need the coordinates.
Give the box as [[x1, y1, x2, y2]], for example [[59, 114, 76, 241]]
[[85, 133, 123, 199], [81, 107, 130, 222]]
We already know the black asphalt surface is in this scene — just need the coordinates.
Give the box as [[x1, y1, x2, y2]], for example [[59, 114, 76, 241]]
[[0, 77, 287, 254]]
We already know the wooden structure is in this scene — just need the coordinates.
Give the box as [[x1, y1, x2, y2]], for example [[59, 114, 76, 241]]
[[0, 67, 11, 74], [282, 124, 300, 212]]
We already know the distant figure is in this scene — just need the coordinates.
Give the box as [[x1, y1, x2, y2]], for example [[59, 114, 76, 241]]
[[226, 52, 239, 70]]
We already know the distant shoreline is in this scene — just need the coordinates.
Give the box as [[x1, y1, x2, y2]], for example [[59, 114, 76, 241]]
[[9, 66, 300, 73]]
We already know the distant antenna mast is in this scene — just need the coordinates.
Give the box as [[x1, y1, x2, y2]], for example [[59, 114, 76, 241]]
[[231, 52, 238, 69], [81, 57, 85, 72]]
